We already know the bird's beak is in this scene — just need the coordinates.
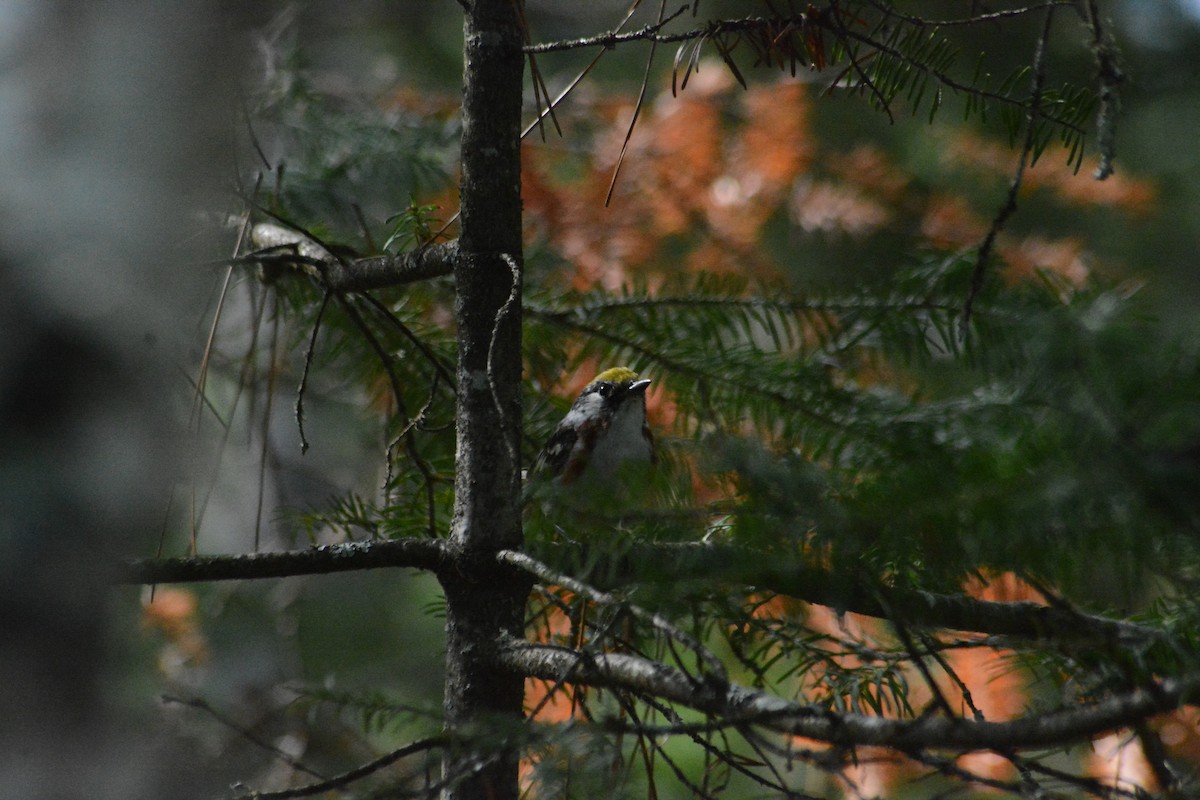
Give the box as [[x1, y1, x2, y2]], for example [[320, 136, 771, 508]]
[[629, 378, 652, 394]]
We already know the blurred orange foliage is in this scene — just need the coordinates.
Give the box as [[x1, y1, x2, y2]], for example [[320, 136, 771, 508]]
[[514, 63, 1170, 796], [943, 130, 1155, 214], [142, 587, 209, 675], [521, 66, 1142, 364]]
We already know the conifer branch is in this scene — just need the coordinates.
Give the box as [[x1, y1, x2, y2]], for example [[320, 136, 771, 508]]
[[498, 638, 1200, 751], [243, 221, 457, 292], [119, 538, 451, 584], [314, 245, 459, 292], [532, 295, 963, 317], [532, 541, 1165, 649], [522, 6, 698, 54], [863, 0, 1073, 27], [163, 695, 328, 782], [961, 3, 1058, 329], [498, 549, 729, 684], [231, 736, 450, 800], [121, 538, 1163, 653], [524, 6, 1087, 136]]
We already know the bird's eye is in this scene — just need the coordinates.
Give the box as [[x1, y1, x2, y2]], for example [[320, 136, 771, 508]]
[[597, 383, 612, 398]]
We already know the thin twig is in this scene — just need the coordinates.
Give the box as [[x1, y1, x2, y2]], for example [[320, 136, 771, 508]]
[[162, 694, 327, 781], [240, 97, 271, 171], [360, 294, 456, 394], [254, 301, 281, 551], [295, 290, 331, 455], [337, 295, 440, 536], [514, 0, 561, 141], [521, 1, 648, 148], [192, 276, 270, 544], [904, 749, 1028, 795], [835, 22, 1084, 139], [232, 736, 449, 800], [919, 630, 986, 722], [733, 725, 810, 797], [864, 0, 1072, 28], [616, 695, 722, 800], [352, 291, 451, 522], [1009, 751, 1149, 800], [605, 0, 672, 207], [828, 1, 894, 122], [526, 5, 692, 54], [194, 208, 251, 426], [960, 2, 1057, 332], [524, 2, 1084, 139], [875, 589, 957, 719], [1133, 722, 1177, 796], [351, 202, 377, 253], [537, 294, 965, 316], [498, 549, 729, 685], [1081, 0, 1123, 179], [522, 586, 635, 722]]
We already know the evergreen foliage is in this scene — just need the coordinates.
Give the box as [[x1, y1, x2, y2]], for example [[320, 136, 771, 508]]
[[138, 3, 1200, 799]]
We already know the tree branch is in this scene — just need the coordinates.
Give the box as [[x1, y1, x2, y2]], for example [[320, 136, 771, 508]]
[[118, 538, 451, 584], [523, 9, 1085, 136], [537, 541, 1164, 649], [245, 221, 456, 292], [498, 639, 1200, 751], [497, 549, 728, 684], [327, 247, 457, 292], [523, 8, 702, 54], [863, 0, 1073, 28], [120, 537, 1163, 654], [961, 2, 1057, 328], [163, 694, 327, 782], [1080, 0, 1123, 180], [232, 735, 450, 800]]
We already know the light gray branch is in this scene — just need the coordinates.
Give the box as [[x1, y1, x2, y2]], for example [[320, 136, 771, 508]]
[[246, 221, 456, 292], [499, 638, 1200, 751], [326, 246, 457, 292]]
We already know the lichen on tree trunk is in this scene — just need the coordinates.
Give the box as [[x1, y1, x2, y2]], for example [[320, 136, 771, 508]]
[[441, 1, 527, 799]]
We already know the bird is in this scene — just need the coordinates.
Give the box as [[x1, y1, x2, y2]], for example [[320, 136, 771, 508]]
[[532, 367, 656, 490]]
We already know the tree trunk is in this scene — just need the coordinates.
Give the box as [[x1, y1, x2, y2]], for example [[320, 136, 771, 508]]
[[442, 1, 526, 799]]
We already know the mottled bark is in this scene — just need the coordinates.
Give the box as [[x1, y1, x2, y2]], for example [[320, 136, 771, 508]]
[[442, 2, 528, 799]]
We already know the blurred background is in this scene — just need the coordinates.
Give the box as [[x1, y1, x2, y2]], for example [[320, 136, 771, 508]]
[[5, 1, 1200, 797]]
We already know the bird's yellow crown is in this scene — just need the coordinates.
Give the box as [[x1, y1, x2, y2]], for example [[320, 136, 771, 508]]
[[592, 366, 640, 384]]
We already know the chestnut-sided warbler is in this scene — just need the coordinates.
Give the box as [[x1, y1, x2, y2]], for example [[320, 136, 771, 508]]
[[533, 367, 656, 489]]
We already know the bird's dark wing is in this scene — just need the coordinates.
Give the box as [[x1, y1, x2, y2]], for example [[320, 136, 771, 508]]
[[534, 424, 578, 479]]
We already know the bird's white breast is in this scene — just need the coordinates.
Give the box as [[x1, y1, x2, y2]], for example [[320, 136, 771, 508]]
[[585, 399, 652, 477]]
